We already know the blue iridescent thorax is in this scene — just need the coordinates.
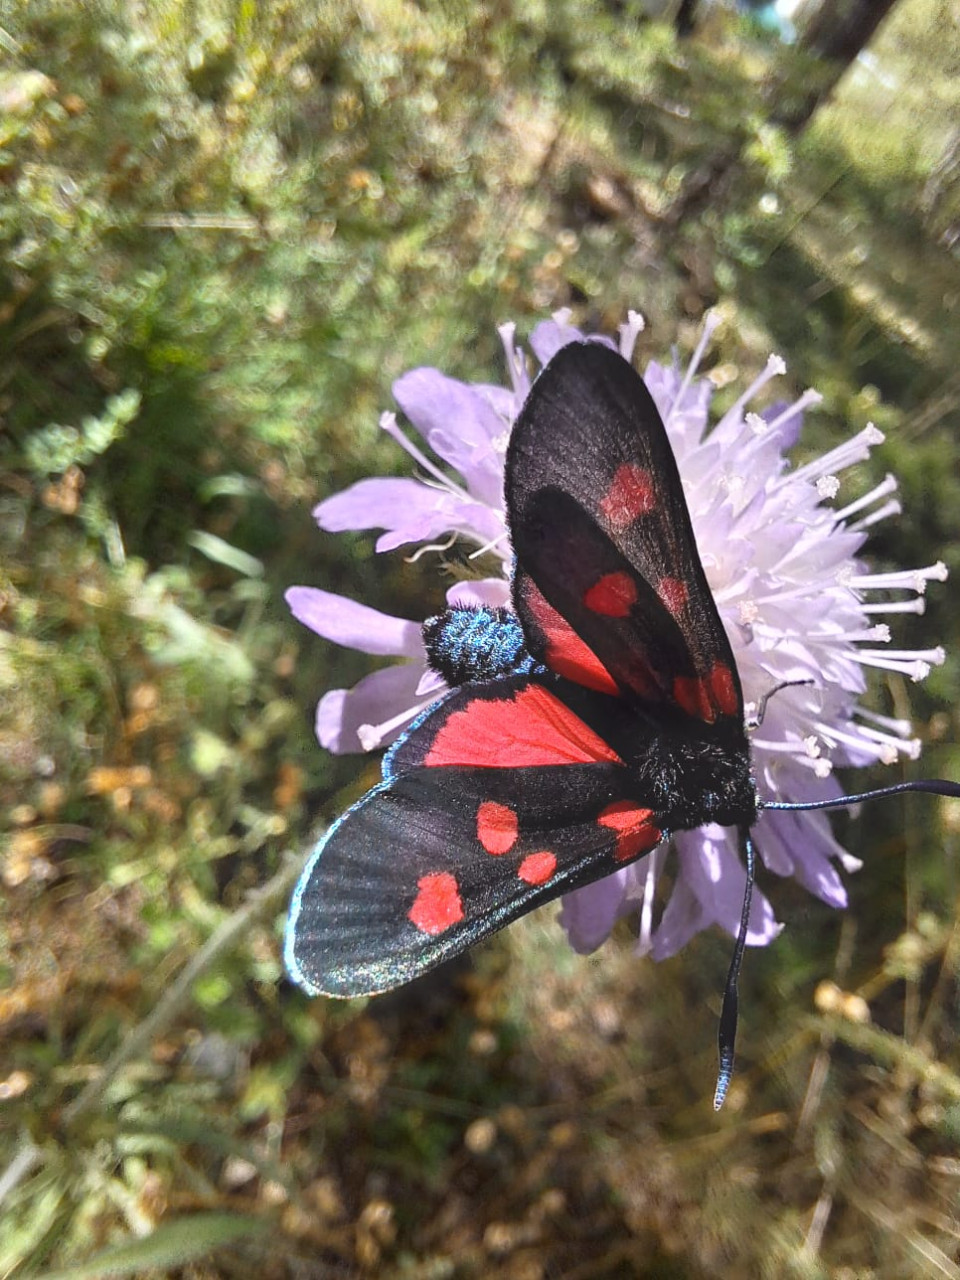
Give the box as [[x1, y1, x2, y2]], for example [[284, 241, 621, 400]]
[[422, 607, 540, 687]]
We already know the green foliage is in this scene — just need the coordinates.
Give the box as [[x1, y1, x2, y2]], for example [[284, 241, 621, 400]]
[[37, 1214, 268, 1280], [24, 389, 140, 476], [2, 0, 960, 1276]]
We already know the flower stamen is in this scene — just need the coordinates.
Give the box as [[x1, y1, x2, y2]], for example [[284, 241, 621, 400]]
[[716, 352, 787, 431], [635, 849, 660, 956], [664, 311, 721, 427], [468, 530, 510, 561], [358, 696, 439, 751], [834, 473, 899, 524], [850, 498, 902, 531], [842, 562, 947, 594], [619, 310, 646, 362], [380, 412, 473, 500], [775, 424, 885, 491]]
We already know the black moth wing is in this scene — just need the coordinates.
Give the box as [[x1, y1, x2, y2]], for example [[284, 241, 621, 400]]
[[287, 674, 665, 997], [512, 488, 700, 717], [507, 341, 745, 726]]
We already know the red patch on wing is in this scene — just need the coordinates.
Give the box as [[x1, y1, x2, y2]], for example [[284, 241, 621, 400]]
[[672, 674, 713, 722], [425, 682, 623, 768], [408, 872, 463, 935], [522, 579, 620, 697], [517, 851, 557, 885], [709, 661, 739, 717], [657, 576, 688, 616], [600, 463, 656, 529], [673, 662, 740, 723], [597, 800, 662, 863], [477, 801, 519, 856], [583, 572, 638, 618]]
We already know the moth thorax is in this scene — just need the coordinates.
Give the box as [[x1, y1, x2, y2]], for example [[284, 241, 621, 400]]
[[636, 731, 758, 832], [422, 607, 536, 688]]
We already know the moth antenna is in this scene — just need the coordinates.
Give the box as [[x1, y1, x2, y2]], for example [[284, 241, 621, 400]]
[[714, 825, 755, 1111], [764, 779, 960, 812], [751, 678, 815, 729]]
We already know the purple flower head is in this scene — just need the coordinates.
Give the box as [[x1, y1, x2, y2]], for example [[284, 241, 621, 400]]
[[288, 308, 947, 961]]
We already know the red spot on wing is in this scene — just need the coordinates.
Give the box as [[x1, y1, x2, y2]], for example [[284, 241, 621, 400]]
[[657, 576, 688, 616], [597, 800, 662, 863], [600, 463, 656, 529], [583, 572, 638, 618], [673, 662, 741, 723], [409, 872, 463, 935], [517, 851, 557, 885], [709, 661, 740, 717], [477, 801, 519, 856], [425, 682, 623, 767], [521, 579, 620, 697], [673, 674, 714, 722]]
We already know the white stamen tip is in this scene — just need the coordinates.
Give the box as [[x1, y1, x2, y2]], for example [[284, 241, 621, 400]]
[[814, 759, 834, 778], [909, 661, 931, 682], [498, 323, 528, 398], [767, 354, 787, 376], [357, 723, 382, 751], [551, 306, 573, 326], [879, 743, 899, 765], [619, 310, 646, 361], [931, 561, 949, 582], [721, 472, 746, 501], [817, 474, 840, 499], [864, 424, 885, 446], [803, 736, 821, 759], [746, 411, 767, 436], [738, 599, 760, 624]]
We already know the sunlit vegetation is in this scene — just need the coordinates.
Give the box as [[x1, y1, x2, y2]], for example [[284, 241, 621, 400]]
[[2, 0, 960, 1274]]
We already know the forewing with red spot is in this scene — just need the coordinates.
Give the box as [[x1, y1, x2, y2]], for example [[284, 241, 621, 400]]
[[507, 341, 743, 726], [514, 488, 740, 725]]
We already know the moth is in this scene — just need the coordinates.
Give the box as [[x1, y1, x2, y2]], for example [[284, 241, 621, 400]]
[[286, 341, 959, 1107]]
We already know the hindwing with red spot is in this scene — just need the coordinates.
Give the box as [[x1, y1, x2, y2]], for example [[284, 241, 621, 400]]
[[507, 341, 744, 726], [286, 674, 670, 996], [287, 765, 664, 997]]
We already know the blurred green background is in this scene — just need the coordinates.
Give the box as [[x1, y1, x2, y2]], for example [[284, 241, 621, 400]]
[[3, 0, 960, 1275]]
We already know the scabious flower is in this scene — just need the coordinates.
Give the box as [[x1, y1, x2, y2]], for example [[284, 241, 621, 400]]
[[287, 309, 947, 961]]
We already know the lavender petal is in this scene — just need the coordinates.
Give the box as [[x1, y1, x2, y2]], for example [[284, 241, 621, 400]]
[[316, 661, 432, 754], [286, 587, 422, 656], [393, 369, 505, 506], [651, 828, 780, 959], [558, 869, 632, 954]]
